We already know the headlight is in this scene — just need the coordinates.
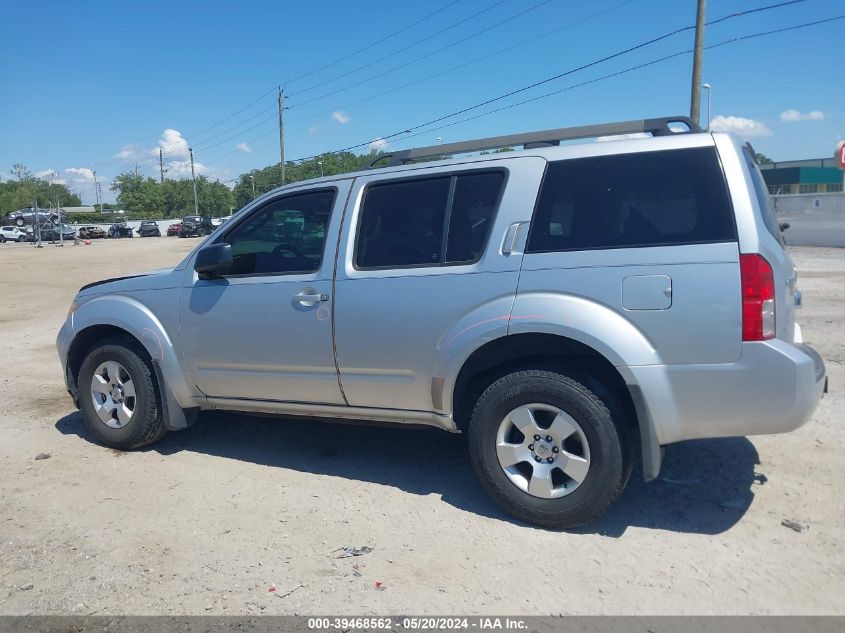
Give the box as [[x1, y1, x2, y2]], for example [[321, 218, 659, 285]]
[[67, 299, 79, 318]]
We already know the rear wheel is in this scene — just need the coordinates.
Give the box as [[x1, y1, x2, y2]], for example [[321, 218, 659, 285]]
[[18, 235, 26, 242], [196, 228, 206, 237], [15, 218, 24, 226], [78, 338, 167, 450], [468, 370, 629, 529]]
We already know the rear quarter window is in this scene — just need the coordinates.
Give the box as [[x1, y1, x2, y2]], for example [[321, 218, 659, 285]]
[[742, 146, 785, 246], [527, 147, 736, 253]]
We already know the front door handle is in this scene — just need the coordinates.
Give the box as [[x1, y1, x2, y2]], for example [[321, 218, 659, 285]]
[[292, 291, 329, 305]]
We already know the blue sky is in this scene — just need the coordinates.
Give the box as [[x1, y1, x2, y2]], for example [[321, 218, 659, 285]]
[[1, 0, 843, 204]]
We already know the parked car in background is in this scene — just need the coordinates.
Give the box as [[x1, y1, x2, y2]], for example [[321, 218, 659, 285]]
[[78, 226, 108, 240], [179, 215, 214, 237], [166, 222, 182, 236], [6, 207, 68, 227], [137, 220, 161, 237], [39, 223, 76, 242], [0, 226, 31, 243], [107, 222, 133, 239]]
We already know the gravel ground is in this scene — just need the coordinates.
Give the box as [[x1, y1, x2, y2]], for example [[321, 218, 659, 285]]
[[0, 238, 842, 615]]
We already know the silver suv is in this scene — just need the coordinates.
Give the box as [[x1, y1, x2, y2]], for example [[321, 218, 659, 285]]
[[56, 117, 827, 528]]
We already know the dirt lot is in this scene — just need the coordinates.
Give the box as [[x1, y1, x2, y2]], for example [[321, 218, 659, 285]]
[[0, 238, 843, 615]]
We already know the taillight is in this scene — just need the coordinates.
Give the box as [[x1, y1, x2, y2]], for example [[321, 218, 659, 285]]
[[740, 253, 775, 341]]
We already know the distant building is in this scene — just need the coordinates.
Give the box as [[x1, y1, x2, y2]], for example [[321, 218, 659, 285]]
[[60, 206, 96, 214], [760, 157, 843, 195]]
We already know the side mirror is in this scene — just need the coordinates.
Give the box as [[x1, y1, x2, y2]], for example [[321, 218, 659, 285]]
[[779, 222, 790, 231], [194, 243, 232, 277]]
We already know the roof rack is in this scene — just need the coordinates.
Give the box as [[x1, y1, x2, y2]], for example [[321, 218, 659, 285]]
[[368, 116, 702, 168]]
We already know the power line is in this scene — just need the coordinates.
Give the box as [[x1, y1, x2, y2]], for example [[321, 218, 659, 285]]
[[397, 13, 845, 146], [288, 0, 812, 159], [285, 0, 554, 108], [193, 101, 278, 149], [283, 0, 465, 85], [185, 0, 463, 140], [206, 0, 805, 161], [197, 0, 549, 151], [286, 0, 636, 125], [201, 0, 636, 162], [285, 0, 511, 99], [204, 2, 823, 172], [194, 0, 556, 154]]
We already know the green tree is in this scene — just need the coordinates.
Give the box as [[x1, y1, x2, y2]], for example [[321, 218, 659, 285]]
[[0, 164, 81, 215], [755, 152, 773, 164]]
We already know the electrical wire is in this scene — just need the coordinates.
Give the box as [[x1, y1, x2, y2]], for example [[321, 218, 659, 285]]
[[186, 0, 464, 140], [288, 12, 841, 164], [287, 0, 813, 158], [202, 2, 823, 171], [285, 0, 512, 99], [284, 0, 554, 108]]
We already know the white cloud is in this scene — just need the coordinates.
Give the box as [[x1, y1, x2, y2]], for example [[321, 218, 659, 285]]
[[308, 125, 320, 135], [113, 145, 145, 161], [65, 167, 96, 181], [166, 160, 207, 178], [780, 109, 825, 123], [368, 138, 389, 153], [710, 115, 772, 138], [235, 142, 251, 154], [152, 128, 190, 158], [35, 169, 68, 185], [331, 111, 350, 124]]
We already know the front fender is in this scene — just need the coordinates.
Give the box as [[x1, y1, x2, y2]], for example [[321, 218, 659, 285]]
[[71, 293, 201, 408]]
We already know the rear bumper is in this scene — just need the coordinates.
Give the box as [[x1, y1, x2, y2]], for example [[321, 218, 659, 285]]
[[629, 339, 826, 445]]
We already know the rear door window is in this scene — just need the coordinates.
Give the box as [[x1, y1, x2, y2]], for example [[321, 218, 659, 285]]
[[355, 170, 505, 269], [527, 147, 736, 253]]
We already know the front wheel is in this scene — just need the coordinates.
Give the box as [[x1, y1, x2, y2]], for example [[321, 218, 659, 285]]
[[15, 218, 24, 226], [196, 228, 206, 237], [78, 338, 167, 450], [468, 370, 630, 529]]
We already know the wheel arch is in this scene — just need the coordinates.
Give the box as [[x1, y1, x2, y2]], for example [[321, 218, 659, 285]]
[[450, 332, 663, 480], [68, 295, 202, 428]]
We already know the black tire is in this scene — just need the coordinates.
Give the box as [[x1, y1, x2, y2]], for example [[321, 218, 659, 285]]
[[15, 218, 24, 226], [0, 236, 5, 243], [468, 370, 629, 529], [196, 228, 206, 237], [78, 337, 167, 450]]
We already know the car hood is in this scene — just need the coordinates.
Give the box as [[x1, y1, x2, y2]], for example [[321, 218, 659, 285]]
[[78, 266, 179, 297]]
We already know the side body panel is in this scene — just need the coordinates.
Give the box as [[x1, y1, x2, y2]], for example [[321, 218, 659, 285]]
[[333, 157, 546, 413], [176, 180, 352, 404], [513, 242, 742, 366], [714, 133, 797, 342]]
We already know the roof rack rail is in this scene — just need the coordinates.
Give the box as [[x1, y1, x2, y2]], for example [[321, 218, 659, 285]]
[[368, 116, 702, 168]]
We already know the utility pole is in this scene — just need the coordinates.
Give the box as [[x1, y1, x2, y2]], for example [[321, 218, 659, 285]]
[[135, 162, 139, 178], [93, 170, 99, 213], [57, 194, 63, 247], [34, 197, 42, 248], [159, 148, 165, 184], [689, 0, 707, 125], [278, 87, 285, 184], [188, 147, 199, 215]]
